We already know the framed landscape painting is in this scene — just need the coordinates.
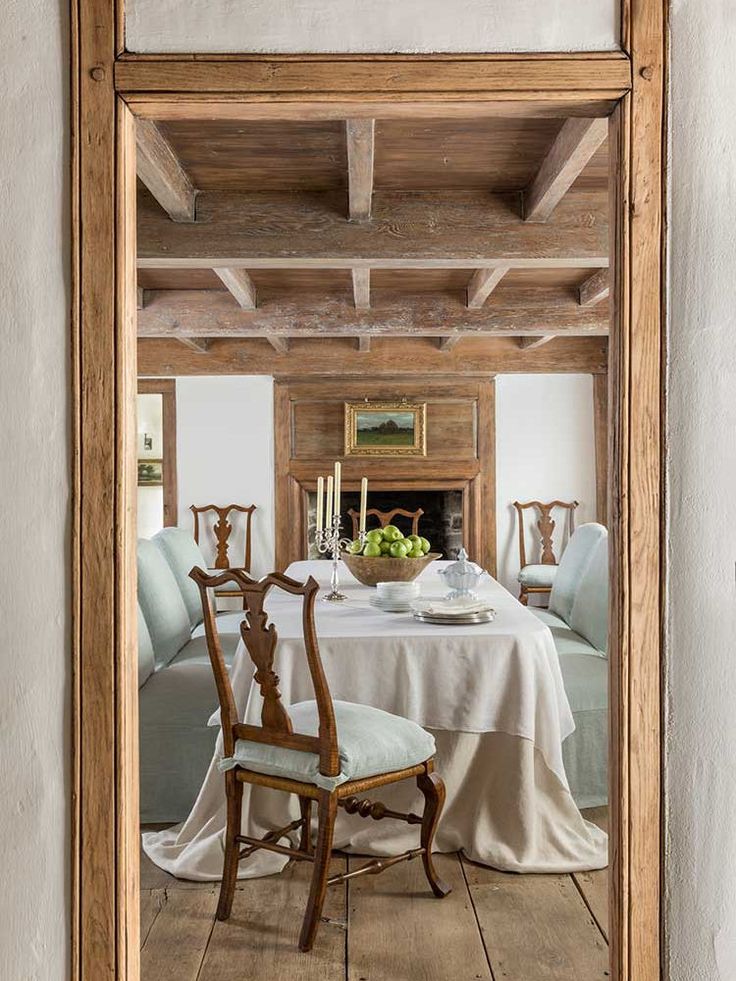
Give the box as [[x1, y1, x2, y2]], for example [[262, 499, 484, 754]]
[[344, 401, 427, 457], [137, 458, 163, 486]]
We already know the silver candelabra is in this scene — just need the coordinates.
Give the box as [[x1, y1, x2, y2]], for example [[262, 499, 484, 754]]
[[315, 515, 365, 601]]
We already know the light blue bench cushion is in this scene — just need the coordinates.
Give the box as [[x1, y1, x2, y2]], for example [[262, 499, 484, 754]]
[[531, 608, 568, 630], [558, 652, 609, 809], [138, 631, 240, 823], [221, 699, 436, 791], [569, 537, 609, 655], [153, 528, 209, 629], [137, 603, 155, 689], [518, 564, 558, 588], [549, 523, 608, 623], [137, 538, 191, 668]]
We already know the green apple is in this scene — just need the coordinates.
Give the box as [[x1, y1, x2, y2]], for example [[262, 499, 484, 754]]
[[347, 539, 363, 554], [389, 540, 409, 558], [419, 537, 431, 554], [408, 545, 424, 558], [366, 529, 384, 544], [379, 540, 392, 555], [407, 534, 422, 546], [382, 525, 402, 542], [363, 541, 382, 557]]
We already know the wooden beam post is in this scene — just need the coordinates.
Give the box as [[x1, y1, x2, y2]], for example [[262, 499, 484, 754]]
[[438, 336, 460, 352], [266, 335, 290, 354], [523, 117, 608, 222], [579, 268, 610, 306], [346, 118, 375, 221], [358, 336, 371, 353], [213, 267, 257, 309], [518, 335, 554, 349], [466, 267, 508, 308], [351, 268, 371, 309], [136, 117, 196, 222], [593, 372, 608, 525], [177, 337, 211, 354]]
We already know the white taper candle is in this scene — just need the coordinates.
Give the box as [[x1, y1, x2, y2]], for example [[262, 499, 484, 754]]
[[315, 476, 324, 535], [334, 461, 341, 518], [325, 475, 334, 526], [359, 476, 368, 534]]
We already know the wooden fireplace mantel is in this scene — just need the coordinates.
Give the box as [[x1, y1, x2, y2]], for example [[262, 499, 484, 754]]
[[274, 378, 496, 572]]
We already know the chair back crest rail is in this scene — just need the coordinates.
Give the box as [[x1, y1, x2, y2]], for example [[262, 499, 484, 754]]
[[190, 503, 257, 571], [189, 566, 339, 777], [348, 506, 424, 539], [513, 499, 579, 568]]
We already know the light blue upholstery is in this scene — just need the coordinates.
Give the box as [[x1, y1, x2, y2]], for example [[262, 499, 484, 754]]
[[558, 653, 608, 809], [569, 537, 608, 655], [153, 528, 209, 628], [137, 603, 155, 688], [137, 538, 191, 668], [548, 523, 608, 623], [138, 632, 240, 822], [518, 564, 558, 588], [221, 700, 436, 790], [530, 608, 568, 630]]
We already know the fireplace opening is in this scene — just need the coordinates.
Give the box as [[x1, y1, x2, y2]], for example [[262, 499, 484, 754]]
[[307, 489, 464, 559]]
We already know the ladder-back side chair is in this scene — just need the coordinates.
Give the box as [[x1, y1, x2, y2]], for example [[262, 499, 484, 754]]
[[190, 503, 257, 608], [348, 506, 424, 540], [513, 499, 579, 605], [190, 566, 450, 952]]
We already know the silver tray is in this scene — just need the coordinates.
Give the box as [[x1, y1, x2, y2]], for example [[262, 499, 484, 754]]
[[413, 609, 495, 626]]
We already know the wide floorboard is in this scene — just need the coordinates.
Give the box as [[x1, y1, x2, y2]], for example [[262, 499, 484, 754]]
[[140, 809, 608, 980]]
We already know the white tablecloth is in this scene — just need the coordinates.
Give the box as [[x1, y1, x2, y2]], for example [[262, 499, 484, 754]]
[[144, 560, 607, 877]]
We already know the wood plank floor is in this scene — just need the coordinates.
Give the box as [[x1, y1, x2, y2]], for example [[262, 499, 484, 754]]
[[140, 808, 608, 981]]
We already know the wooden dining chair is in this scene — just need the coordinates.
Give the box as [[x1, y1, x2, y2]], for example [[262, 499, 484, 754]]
[[513, 499, 579, 605], [190, 566, 450, 952], [191, 503, 257, 609], [348, 506, 424, 539]]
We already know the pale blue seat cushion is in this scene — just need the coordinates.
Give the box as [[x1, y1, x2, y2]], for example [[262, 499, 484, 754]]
[[549, 625, 607, 660], [530, 608, 568, 630], [569, 537, 609, 655], [558, 652, 609, 808], [549, 523, 608, 623], [153, 528, 209, 628], [518, 564, 557, 588], [137, 538, 192, 667], [137, 603, 155, 688], [221, 700, 436, 791]]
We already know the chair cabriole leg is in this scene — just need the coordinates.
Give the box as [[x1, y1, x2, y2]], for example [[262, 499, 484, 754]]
[[217, 771, 243, 921], [299, 789, 338, 951], [417, 766, 451, 898]]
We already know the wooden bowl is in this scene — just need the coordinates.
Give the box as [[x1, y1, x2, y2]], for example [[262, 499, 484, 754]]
[[341, 551, 441, 586]]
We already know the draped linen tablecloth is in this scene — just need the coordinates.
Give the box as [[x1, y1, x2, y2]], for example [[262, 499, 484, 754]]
[[144, 560, 607, 878]]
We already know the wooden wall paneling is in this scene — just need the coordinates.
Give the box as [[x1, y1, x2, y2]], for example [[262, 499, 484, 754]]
[[137, 378, 178, 526], [477, 379, 497, 575], [593, 372, 609, 527], [273, 381, 291, 571]]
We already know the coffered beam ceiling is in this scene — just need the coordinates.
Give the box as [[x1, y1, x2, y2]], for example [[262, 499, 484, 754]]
[[136, 119, 197, 223], [522, 117, 608, 222], [213, 267, 257, 308], [578, 268, 610, 306], [466, 267, 509, 309]]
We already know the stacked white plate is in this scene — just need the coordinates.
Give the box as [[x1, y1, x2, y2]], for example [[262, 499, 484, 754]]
[[411, 597, 496, 625], [369, 580, 421, 613]]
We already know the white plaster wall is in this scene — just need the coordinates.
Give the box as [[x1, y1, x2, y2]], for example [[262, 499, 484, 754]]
[[137, 393, 165, 538], [175, 376, 275, 577], [666, 4, 736, 979], [126, 0, 619, 54], [495, 375, 597, 594], [0, 1, 70, 978]]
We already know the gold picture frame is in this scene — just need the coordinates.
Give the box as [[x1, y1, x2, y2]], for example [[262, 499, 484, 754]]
[[344, 401, 427, 456]]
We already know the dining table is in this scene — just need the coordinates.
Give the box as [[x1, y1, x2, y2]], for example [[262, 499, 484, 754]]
[[143, 559, 607, 880]]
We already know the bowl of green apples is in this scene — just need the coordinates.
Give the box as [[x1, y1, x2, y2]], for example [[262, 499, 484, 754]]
[[341, 525, 441, 586]]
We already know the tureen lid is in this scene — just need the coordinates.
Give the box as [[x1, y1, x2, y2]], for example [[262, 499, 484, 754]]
[[441, 547, 484, 577]]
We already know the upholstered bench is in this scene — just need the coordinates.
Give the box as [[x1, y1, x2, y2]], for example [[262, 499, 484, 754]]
[[137, 529, 241, 822], [530, 523, 609, 809]]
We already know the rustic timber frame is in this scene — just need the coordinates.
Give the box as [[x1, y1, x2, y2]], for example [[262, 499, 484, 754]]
[[71, 4, 666, 980]]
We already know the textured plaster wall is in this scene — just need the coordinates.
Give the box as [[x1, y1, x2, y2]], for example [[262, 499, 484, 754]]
[[125, 0, 619, 53], [0, 1, 70, 978], [665, 3, 736, 979]]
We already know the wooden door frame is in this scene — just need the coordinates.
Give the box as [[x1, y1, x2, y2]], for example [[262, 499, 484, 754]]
[[71, 5, 666, 979], [136, 378, 178, 527]]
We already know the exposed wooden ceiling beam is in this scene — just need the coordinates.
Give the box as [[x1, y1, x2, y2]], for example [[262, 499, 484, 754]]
[[438, 336, 460, 353], [136, 118, 197, 223], [137, 188, 608, 268], [358, 336, 371, 353], [523, 117, 608, 223], [351, 268, 371, 310], [137, 288, 608, 340], [213, 267, 257, 309], [177, 337, 212, 354], [518, 335, 555, 350], [466, 267, 509, 309], [137, 287, 145, 309], [138, 335, 609, 378], [578, 268, 610, 306], [346, 119, 375, 221]]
